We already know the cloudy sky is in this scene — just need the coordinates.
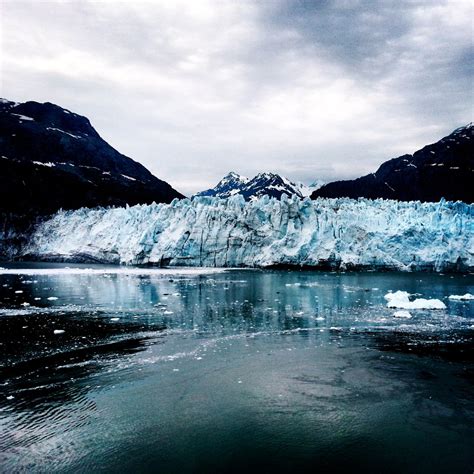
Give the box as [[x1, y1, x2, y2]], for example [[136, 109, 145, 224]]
[[1, 0, 472, 195]]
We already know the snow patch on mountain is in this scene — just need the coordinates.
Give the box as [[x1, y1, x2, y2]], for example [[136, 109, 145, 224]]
[[22, 196, 473, 271], [46, 127, 82, 139], [33, 161, 55, 167], [11, 113, 35, 121], [294, 180, 325, 198]]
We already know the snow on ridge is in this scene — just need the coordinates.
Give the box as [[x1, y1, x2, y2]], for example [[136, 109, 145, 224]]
[[11, 113, 35, 121], [33, 161, 55, 167], [23, 196, 474, 271], [46, 127, 82, 139]]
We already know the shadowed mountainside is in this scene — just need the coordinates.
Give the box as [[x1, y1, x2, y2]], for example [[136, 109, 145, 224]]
[[312, 124, 473, 203], [0, 99, 183, 214]]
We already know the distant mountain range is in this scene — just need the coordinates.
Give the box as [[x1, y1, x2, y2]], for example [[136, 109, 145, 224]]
[[195, 172, 324, 200], [1, 98, 472, 218], [312, 124, 473, 202], [0, 99, 183, 214]]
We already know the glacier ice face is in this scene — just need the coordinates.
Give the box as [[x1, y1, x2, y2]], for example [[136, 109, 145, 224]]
[[22, 196, 474, 271]]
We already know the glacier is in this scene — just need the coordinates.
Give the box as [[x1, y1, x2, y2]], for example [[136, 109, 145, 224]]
[[20, 196, 474, 271]]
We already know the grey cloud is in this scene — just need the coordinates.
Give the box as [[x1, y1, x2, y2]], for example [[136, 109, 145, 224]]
[[1, 0, 472, 196]]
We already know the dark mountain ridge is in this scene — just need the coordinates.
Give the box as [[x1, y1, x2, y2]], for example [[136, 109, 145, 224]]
[[0, 99, 183, 214], [312, 124, 473, 202]]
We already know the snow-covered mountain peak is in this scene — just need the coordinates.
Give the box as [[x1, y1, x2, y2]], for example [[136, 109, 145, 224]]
[[195, 171, 249, 198], [195, 172, 325, 201], [220, 171, 249, 185]]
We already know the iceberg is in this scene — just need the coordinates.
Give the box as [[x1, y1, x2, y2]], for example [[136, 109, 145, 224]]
[[20, 196, 474, 271], [393, 310, 412, 318], [384, 291, 446, 310], [448, 293, 474, 301]]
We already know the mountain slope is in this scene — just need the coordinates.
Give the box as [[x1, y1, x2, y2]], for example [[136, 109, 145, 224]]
[[0, 99, 183, 214], [196, 172, 323, 200], [195, 172, 250, 198], [311, 124, 473, 202]]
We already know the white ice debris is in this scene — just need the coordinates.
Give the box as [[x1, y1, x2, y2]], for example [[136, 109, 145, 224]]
[[47, 296, 59, 301], [53, 329, 65, 334], [385, 291, 446, 310], [448, 293, 474, 301], [0, 267, 226, 276], [393, 310, 412, 318], [16, 196, 474, 271]]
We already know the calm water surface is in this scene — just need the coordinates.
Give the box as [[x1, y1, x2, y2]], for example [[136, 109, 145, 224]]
[[0, 264, 473, 473]]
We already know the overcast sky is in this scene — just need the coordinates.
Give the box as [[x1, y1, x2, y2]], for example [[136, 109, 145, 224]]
[[1, 0, 472, 195]]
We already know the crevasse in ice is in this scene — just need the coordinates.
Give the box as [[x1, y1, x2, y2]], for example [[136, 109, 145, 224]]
[[24, 196, 474, 271]]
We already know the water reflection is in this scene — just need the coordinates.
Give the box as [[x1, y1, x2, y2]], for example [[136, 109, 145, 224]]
[[0, 265, 473, 472]]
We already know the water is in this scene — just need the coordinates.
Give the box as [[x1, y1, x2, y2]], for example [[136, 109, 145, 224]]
[[0, 264, 473, 473]]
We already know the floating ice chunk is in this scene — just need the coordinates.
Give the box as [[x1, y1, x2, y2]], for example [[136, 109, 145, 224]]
[[47, 296, 59, 301], [6, 395, 14, 400], [21, 302, 30, 307], [46, 127, 81, 139], [393, 310, 412, 318], [448, 293, 474, 301], [53, 329, 65, 334], [385, 291, 446, 310], [14, 290, 23, 294], [0, 267, 226, 276], [110, 317, 120, 321]]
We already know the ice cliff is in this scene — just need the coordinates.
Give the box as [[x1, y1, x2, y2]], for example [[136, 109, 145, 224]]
[[22, 196, 473, 271]]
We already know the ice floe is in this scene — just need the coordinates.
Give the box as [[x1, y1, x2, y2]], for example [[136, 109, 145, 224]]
[[0, 267, 228, 276], [393, 310, 412, 318], [448, 293, 474, 301], [385, 291, 446, 310]]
